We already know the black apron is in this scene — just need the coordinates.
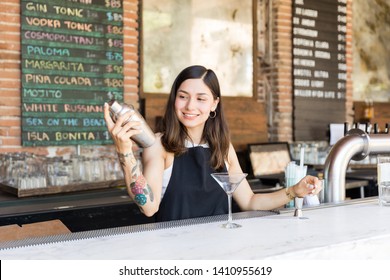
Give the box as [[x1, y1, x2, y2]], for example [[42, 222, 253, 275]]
[[155, 146, 228, 222]]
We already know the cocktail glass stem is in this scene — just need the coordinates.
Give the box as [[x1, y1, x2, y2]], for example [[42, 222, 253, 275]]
[[227, 193, 233, 225]]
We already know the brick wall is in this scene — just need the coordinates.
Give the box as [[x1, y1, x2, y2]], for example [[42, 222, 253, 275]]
[[0, 0, 140, 156], [345, 0, 354, 123], [0, 0, 21, 151], [269, 0, 293, 142]]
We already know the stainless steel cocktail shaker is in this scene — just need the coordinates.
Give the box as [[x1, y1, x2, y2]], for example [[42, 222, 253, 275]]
[[107, 99, 156, 148]]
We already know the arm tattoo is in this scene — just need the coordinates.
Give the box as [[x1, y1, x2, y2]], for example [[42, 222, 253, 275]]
[[130, 175, 154, 206], [117, 152, 133, 169], [117, 152, 154, 206]]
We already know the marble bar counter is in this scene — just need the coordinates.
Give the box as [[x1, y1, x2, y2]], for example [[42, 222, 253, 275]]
[[1, 198, 390, 260]]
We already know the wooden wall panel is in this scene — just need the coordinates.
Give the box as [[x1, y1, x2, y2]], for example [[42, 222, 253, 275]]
[[294, 97, 346, 140], [353, 101, 390, 131]]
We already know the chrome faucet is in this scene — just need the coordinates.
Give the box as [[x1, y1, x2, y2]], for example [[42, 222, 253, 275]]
[[324, 128, 390, 203]]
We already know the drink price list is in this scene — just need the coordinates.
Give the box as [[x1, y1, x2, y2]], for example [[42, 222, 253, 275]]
[[292, 0, 347, 140], [21, 0, 124, 146]]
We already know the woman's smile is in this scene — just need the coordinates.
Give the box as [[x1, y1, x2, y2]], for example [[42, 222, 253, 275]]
[[182, 112, 200, 119]]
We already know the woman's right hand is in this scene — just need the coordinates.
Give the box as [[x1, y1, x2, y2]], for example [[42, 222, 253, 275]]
[[292, 175, 323, 198], [103, 102, 142, 152]]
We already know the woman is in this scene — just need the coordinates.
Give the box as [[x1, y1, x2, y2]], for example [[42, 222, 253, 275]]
[[104, 65, 322, 221]]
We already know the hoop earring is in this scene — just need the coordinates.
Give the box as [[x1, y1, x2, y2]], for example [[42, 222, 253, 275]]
[[209, 111, 216, 119]]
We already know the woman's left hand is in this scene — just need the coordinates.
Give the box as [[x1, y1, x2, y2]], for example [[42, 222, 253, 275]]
[[292, 175, 323, 198]]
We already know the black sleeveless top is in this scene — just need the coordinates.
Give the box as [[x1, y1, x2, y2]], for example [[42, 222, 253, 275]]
[[155, 146, 228, 222]]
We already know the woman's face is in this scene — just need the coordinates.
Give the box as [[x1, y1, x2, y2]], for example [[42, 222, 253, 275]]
[[175, 78, 219, 132]]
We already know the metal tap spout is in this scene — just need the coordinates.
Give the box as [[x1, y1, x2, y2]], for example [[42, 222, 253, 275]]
[[324, 128, 390, 203]]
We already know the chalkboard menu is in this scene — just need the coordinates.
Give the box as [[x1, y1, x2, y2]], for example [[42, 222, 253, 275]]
[[292, 0, 347, 141], [21, 0, 124, 146]]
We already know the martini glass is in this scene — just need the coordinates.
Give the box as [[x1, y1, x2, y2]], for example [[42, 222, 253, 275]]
[[211, 172, 248, 229]]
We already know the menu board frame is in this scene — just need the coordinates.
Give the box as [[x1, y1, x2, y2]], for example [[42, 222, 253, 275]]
[[292, 0, 347, 141], [20, 0, 124, 146]]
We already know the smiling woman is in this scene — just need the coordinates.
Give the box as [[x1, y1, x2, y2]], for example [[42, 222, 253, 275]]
[[104, 65, 322, 223]]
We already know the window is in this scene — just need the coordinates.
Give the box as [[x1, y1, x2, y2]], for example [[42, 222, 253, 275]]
[[142, 0, 253, 97]]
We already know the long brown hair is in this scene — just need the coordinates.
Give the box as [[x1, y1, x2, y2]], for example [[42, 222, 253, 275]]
[[160, 65, 230, 171]]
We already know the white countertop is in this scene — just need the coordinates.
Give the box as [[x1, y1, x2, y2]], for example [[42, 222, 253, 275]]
[[1, 199, 390, 260]]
